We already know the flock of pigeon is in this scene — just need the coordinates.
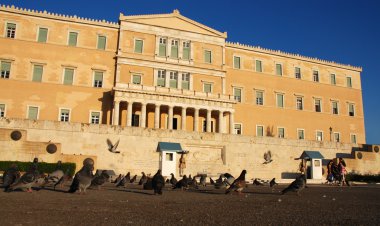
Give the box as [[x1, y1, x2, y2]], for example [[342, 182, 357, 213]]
[[0, 158, 307, 196]]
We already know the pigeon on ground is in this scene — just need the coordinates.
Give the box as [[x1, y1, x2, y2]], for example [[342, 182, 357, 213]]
[[187, 174, 192, 185], [130, 175, 137, 184], [112, 174, 122, 184], [2, 164, 21, 192], [152, 170, 165, 195], [199, 175, 207, 187], [54, 169, 71, 190], [169, 173, 177, 187], [138, 172, 147, 185], [189, 176, 198, 189], [224, 173, 235, 186], [9, 158, 40, 192], [68, 164, 94, 194], [281, 174, 307, 196], [209, 177, 215, 185], [263, 151, 273, 164], [116, 172, 130, 187], [225, 170, 247, 195], [106, 138, 120, 153], [42, 169, 64, 187], [143, 177, 153, 190], [173, 175, 188, 190], [253, 179, 264, 186], [214, 175, 226, 189], [270, 178, 278, 187], [91, 171, 110, 190]]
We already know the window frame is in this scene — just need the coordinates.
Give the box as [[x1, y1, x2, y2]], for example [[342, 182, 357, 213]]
[[332, 101, 339, 115], [314, 98, 322, 113], [182, 41, 191, 60], [89, 110, 102, 124], [59, 108, 71, 122], [181, 72, 190, 90], [67, 31, 79, 47], [296, 96, 303, 110], [158, 37, 167, 57], [276, 92, 284, 108], [93, 70, 104, 88], [255, 59, 263, 72], [348, 103, 355, 117], [204, 50, 212, 64], [295, 66, 302, 79], [97, 35, 107, 50], [312, 70, 320, 82], [0, 103, 6, 117], [1, 61, 12, 79], [330, 73, 336, 85], [32, 64, 44, 82], [333, 132, 340, 142], [256, 125, 264, 137], [234, 123, 242, 135], [255, 90, 264, 106], [156, 69, 166, 87], [5, 22, 17, 39], [275, 63, 283, 76], [316, 130, 323, 141], [203, 82, 213, 93], [350, 133, 357, 144], [170, 39, 179, 59], [134, 38, 144, 54], [297, 128, 305, 140], [233, 87, 243, 102], [62, 67, 75, 85], [277, 127, 285, 138], [131, 74, 142, 85], [37, 26, 49, 43], [169, 71, 178, 88], [27, 105, 39, 120], [233, 55, 241, 69], [346, 76, 352, 88]]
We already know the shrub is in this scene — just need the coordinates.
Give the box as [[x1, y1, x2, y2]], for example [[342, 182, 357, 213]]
[[346, 173, 380, 183], [0, 161, 76, 177]]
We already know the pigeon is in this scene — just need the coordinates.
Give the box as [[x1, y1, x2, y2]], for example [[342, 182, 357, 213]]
[[187, 174, 192, 185], [112, 174, 122, 184], [116, 172, 130, 187], [9, 158, 40, 192], [68, 164, 94, 194], [91, 171, 110, 190], [107, 138, 120, 153], [173, 175, 188, 190], [225, 170, 247, 195], [138, 172, 147, 185], [169, 173, 177, 187], [281, 174, 307, 196], [270, 178, 278, 188], [214, 175, 226, 189], [152, 169, 165, 195], [209, 177, 215, 185], [54, 169, 71, 190], [263, 151, 273, 164], [130, 175, 137, 184], [42, 169, 64, 187], [143, 177, 153, 190], [199, 175, 207, 187], [253, 179, 264, 186], [216, 175, 224, 184], [189, 176, 198, 189], [2, 164, 21, 192], [224, 173, 235, 186]]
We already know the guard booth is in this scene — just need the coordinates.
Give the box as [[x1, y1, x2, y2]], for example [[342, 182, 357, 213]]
[[299, 151, 324, 179], [157, 142, 186, 177]]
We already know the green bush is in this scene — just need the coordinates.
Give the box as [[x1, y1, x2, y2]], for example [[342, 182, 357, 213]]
[[0, 161, 76, 177], [346, 173, 380, 183]]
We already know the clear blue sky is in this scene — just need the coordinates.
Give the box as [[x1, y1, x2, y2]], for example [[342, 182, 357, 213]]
[[2, 0, 379, 144]]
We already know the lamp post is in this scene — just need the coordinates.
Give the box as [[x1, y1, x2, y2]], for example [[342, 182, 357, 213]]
[[329, 127, 332, 141]]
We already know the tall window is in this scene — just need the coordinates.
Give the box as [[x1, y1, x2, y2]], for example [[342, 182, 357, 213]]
[[132, 74, 141, 85], [181, 73, 190, 90], [234, 124, 242, 135], [93, 71, 103, 88], [275, 63, 282, 76], [0, 104, 5, 117], [97, 35, 106, 50], [346, 77, 352, 88], [314, 99, 321, 112], [63, 68, 74, 85], [296, 97, 303, 110], [334, 132, 340, 142], [134, 39, 143, 53], [330, 74, 336, 85], [278, 127, 285, 138], [169, 71, 178, 88], [68, 32, 78, 46], [233, 88, 242, 102], [256, 91, 264, 105], [37, 27, 48, 43], [32, 65, 43, 82], [276, 93, 284, 108], [204, 50, 212, 63], [28, 106, 39, 120], [295, 67, 301, 79], [313, 70, 319, 82], [256, 60, 263, 72], [348, 103, 355, 116], [298, 129, 305, 140], [132, 114, 140, 127], [159, 37, 167, 57], [182, 41, 190, 60], [1, 61, 11, 79], [90, 112, 100, 124], [203, 83, 212, 93], [6, 23, 16, 38], [170, 40, 179, 58], [351, 134, 357, 144], [234, 56, 241, 69], [256, 125, 264, 137], [332, 101, 339, 114], [316, 131, 323, 141], [60, 109, 70, 122], [157, 70, 166, 87]]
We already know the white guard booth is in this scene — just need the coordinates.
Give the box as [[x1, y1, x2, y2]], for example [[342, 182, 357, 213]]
[[157, 142, 185, 177], [299, 151, 325, 180]]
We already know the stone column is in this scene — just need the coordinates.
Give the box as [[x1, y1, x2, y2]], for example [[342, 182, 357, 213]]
[[194, 108, 199, 132], [229, 111, 234, 134], [112, 101, 120, 126], [168, 105, 174, 130], [154, 105, 160, 129], [141, 103, 146, 128], [127, 101, 134, 127], [206, 109, 212, 132], [218, 110, 224, 133], [181, 107, 186, 130]]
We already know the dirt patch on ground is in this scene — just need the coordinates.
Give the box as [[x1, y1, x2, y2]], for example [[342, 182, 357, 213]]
[[0, 183, 379, 225]]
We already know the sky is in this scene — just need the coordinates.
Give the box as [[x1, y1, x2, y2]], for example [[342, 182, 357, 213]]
[[1, 0, 379, 144]]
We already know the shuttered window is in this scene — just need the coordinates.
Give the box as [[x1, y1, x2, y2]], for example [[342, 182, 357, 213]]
[[278, 128, 285, 138], [204, 83, 212, 93], [169, 72, 178, 88], [132, 74, 141, 84], [332, 101, 339, 114], [181, 73, 190, 90], [159, 38, 167, 57], [256, 91, 264, 105], [316, 131, 323, 141], [313, 70, 319, 82], [97, 35, 106, 50], [68, 32, 78, 46], [234, 56, 241, 69], [28, 106, 38, 120], [234, 88, 242, 102], [204, 50, 212, 63], [134, 39, 143, 53], [32, 65, 43, 82], [38, 28, 48, 43], [170, 40, 178, 58], [295, 67, 301, 79], [256, 60, 262, 72], [1, 61, 11, 79], [93, 71, 103, 87], [330, 74, 336, 85], [182, 41, 190, 60], [346, 77, 352, 88], [157, 70, 166, 87], [276, 93, 284, 108], [298, 129, 305, 140], [63, 68, 74, 85], [257, 126, 264, 137], [276, 64, 282, 76], [349, 104, 355, 116]]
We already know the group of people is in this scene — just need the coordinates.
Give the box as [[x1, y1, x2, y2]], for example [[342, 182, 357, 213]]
[[326, 158, 349, 186]]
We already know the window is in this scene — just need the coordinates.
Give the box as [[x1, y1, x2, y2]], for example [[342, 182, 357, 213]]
[[233, 88, 242, 102], [28, 106, 39, 120], [170, 40, 179, 58], [346, 77, 352, 88], [203, 83, 212, 93], [256, 125, 264, 137], [157, 70, 166, 87], [334, 132, 340, 142], [0, 104, 5, 117], [132, 74, 141, 85], [351, 134, 357, 144], [314, 99, 321, 112], [90, 112, 100, 124], [276, 93, 284, 108], [132, 114, 139, 127], [37, 27, 48, 43], [93, 71, 103, 88], [32, 65, 43, 82], [68, 32, 78, 46], [63, 68, 74, 85], [313, 70, 319, 82], [1, 61, 11, 79], [60, 109, 70, 122], [278, 127, 285, 138], [256, 91, 264, 105], [97, 35, 106, 50], [234, 56, 241, 69], [275, 63, 282, 76], [134, 39, 143, 53], [298, 129, 305, 140], [295, 67, 301, 79], [182, 41, 190, 60], [296, 97, 303, 110], [169, 71, 178, 88], [166, 153, 173, 161], [234, 124, 242, 135], [330, 74, 336, 85], [159, 37, 167, 57], [6, 23, 16, 38], [316, 131, 323, 141], [256, 60, 262, 72], [204, 50, 212, 63], [181, 73, 190, 90], [348, 103, 355, 116], [332, 101, 339, 115]]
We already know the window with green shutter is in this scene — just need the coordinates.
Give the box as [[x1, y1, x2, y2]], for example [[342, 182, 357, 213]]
[[330, 74, 336, 85], [276, 64, 282, 76], [346, 77, 352, 88], [278, 128, 285, 138], [234, 88, 242, 102], [257, 126, 264, 137], [276, 93, 284, 108], [6, 23, 16, 38], [157, 70, 166, 87], [234, 56, 241, 69], [93, 71, 103, 87], [256, 60, 262, 72], [182, 42, 190, 60], [32, 65, 43, 82], [38, 28, 48, 43], [63, 68, 74, 85], [204, 50, 212, 63], [169, 72, 178, 88], [68, 32, 78, 46], [171, 40, 178, 58], [134, 39, 143, 53], [28, 106, 38, 120], [132, 74, 141, 84], [181, 73, 190, 90], [159, 38, 167, 57], [0, 104, 5, 117], [204, 83, 212, 93], [1, 61, 11, 79], [97, 35, 106, 50]]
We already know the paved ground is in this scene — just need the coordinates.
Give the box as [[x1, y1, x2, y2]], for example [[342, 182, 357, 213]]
[[0, 183, 379, 225]]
